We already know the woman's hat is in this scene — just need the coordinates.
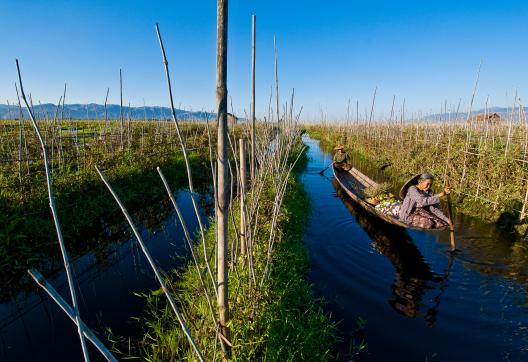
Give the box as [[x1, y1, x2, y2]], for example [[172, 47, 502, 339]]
[[399, 173, 422, 199]]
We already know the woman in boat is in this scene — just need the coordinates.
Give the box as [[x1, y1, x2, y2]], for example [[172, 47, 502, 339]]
[[399, 173, 450, 229], [333, 144, 352, 171]]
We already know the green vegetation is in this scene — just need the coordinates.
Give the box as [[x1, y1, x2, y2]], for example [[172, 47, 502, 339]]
[[0, 120, 212, 300], [112, 146, 338, 361], [307, 123, 528, 236]]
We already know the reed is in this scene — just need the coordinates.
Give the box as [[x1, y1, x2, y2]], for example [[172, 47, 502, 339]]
[[307, 114, 528, 233]]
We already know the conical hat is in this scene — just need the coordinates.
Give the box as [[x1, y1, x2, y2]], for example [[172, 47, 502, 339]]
[[333, 144, 345, 151], [399, 173, 422, 199]]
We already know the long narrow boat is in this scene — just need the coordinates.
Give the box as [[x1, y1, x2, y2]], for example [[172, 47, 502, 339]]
[[332, 164, 446, 231]]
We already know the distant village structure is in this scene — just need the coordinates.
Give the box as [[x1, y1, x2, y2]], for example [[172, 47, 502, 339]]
[[227, 112, 238, 127], [469, 112, 502, 124]]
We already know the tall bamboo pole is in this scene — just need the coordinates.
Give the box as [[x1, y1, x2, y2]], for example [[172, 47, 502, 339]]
[[96, 167, 204, 361], [240, 138, 247, 256], [61, 83, 67, 120], [119, 69, 124, 148], [274, 34, 279, 125], [16, 60, 90, 362], [251, 14, 256, 180], [216, 0, 230, 349]]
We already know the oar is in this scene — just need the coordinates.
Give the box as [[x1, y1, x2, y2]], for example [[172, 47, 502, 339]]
[[319, 162, 333, 175], [444, 178, 457, 252]]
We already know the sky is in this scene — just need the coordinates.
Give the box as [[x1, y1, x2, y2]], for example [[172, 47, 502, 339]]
[[1, 0, 527, 120]]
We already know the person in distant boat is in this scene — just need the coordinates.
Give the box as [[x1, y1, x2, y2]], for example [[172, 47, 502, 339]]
[[333, 144, 352, 171], [399, 173, 450, 229]]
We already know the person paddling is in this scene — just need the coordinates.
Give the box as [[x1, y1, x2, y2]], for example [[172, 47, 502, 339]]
[[333, 144, 352, 171], [399, 173, 450, 229]]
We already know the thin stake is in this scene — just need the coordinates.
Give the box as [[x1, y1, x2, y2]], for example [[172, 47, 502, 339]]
[[95, 166, 204, 362], [251, 14, 256, 180], [16, 59, 90, 362], [28, 269, 117, 362]]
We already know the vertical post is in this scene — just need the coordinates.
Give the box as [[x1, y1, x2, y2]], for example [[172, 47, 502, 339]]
[[251, 14, 256, 180], [16, 59, 90, 362], [61, 83, 67, 121], [104, 87, 109, 148], [239, 138, 247, 256], [520, 179, 528, 221], [346, 98, 350, 125], [216, 0, 230, 349], [274, 34, 279, 125], [119, 69, 124, 148], [356, 100, 359, 125]]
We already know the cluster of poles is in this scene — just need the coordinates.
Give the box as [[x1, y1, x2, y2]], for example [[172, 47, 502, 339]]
[[318, 82, 528, 222], [13, 1, 306, 360]]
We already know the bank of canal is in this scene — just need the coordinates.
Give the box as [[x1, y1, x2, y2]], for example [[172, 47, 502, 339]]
[[302, 135, 528, 361], [0, 188, 211, 361]]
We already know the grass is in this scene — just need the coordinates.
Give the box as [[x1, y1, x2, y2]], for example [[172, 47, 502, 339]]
[[113, 146, 339, 361], [306, 122, 528, 236], [0, 119, 213, 300]]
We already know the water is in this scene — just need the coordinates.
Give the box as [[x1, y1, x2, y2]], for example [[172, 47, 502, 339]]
[[0, 189, 211, 361], [302, 136, 528, 361]]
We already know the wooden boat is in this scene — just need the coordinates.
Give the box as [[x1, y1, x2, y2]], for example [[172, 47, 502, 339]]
[[332, 164, 446, 231]]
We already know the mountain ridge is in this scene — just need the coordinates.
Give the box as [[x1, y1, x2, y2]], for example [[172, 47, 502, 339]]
[[0, 103, 216, 121]]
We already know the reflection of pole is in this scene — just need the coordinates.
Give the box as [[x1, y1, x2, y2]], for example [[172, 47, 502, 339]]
[[425, 252, 455, 327]]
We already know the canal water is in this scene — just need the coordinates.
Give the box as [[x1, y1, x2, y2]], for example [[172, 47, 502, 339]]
[[0, 189, 211, 361], [302, 136, 528, 361]]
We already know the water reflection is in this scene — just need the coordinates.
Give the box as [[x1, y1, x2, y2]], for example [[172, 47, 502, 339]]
[[333, 178, 454, 327], [0, 188, 212, 361], [303, 135, 528, 360]]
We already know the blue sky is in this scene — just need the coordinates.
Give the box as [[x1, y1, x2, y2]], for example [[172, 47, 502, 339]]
[[1, 0, 527, 120]]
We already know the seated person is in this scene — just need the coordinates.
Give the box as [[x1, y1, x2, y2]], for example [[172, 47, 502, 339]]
[[333, 144, 351, 171], [399, 173, 450, 229]]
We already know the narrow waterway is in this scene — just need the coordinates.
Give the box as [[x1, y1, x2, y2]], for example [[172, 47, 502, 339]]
[[302, 136, 528, 361], [0, 188, 211, 361]]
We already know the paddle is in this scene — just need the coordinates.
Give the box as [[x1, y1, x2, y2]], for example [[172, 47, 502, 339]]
[[319, 162, 333, 175], [444, 178, 457, 252]]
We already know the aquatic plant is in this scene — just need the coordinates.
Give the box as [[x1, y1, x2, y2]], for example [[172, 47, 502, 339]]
[[307, 118, 528, 236]]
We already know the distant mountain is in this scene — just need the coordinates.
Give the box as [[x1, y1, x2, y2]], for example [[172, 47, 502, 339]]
[[423, 107, 528, 122], [0, 103, 216, 121]]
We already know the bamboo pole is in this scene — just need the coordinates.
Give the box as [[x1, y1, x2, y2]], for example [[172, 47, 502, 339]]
[[251, 14, 256, 181], [95, 166, 204, 361], [61, 83, 66, 121], [16, 59, 90, 362], [520, 179, 528, 221], [240, 138, 247, 257], [155, 23, 217, 296], [104, 87, 109, 147], [119, 69, 124, 148], [156, 167, 222, 354], [274, 34, 280, 125], [216, 0, 230, 349], [28, 269, 117, 362]]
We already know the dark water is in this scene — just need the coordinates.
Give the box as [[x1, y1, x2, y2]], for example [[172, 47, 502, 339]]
[[0, 189, 211, 361], [302, 136, 528, 361]]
